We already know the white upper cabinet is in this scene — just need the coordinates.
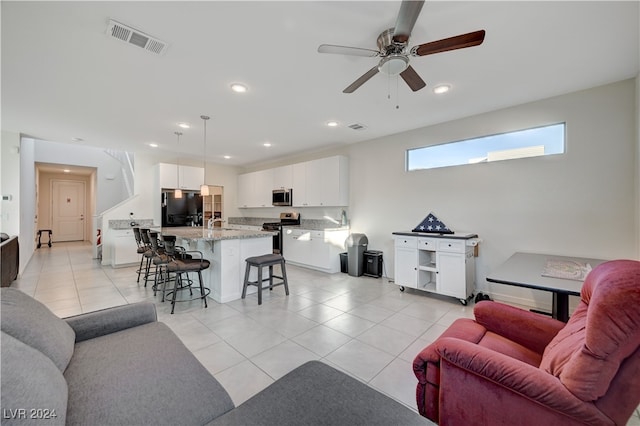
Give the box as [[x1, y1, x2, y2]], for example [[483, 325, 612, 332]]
[[293, 156, 349, 207], [179, 165, 204, 190], [159, 163, 178, 189], [238, 155, 348, 209], [237, 173, 253, 208], [291, 162, 308, 206], [272, 165, 293, 189], [158, 163, 203, 191], [237, 169, 273, 208]]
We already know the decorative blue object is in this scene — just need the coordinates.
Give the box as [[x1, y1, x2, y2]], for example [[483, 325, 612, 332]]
[[412, 212, 454, 234]]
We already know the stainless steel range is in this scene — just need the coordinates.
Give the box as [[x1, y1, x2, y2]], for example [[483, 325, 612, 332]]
[[262, 212, 301, 255]]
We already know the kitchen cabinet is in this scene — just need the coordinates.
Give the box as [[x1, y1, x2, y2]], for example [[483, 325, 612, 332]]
[[272, 165, 293, 189], [283, 228, 348, 273], [111, 229, 140, 268], [237, 155, 348, 209], [159, 163, 178, 189], [158, 163, 204, 190], [292, 156, 349, 207], [393, 232, 478, 305], [179, 165, 204, 190], [237, 169, 273, 208]]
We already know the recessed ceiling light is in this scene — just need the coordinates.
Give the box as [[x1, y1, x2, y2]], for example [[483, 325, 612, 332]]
[[223, 155, 231, 159], [433, 84, 451, 94], [177, 122, 191, 129], [326, 121, 339, 127], [71, 137, 83, 142], [230, 83, 248, 93], [263, 142, 271, 147], [148, 143, 158, 148], [63, 169, 71, 173]]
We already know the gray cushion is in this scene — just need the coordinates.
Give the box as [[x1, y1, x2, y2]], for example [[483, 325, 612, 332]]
[[0, 288, 75, 372], [208, 361, 430, 426], [1, 331, 67, 425], [64, 322, 234, 426]]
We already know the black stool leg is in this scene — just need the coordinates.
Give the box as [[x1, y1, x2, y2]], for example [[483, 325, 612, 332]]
[[281, 259, 289, 296], [257, 265, 263, 305], [171, 273, 182, 314], [269, 265, 274, 290], [137, 255, 145, 282], [198, 271, 208, 308], [242, 262, 251, 299]]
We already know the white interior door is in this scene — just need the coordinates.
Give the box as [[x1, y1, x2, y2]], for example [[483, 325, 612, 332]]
[[52, 180, 85, 242]]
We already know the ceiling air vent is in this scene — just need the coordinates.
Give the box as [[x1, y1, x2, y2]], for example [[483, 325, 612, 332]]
[[106, 19, 168, 55], [348, 123, 367, 131]]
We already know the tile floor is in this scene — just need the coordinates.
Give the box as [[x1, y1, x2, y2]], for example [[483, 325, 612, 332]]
[[10, 242, 640, 425]]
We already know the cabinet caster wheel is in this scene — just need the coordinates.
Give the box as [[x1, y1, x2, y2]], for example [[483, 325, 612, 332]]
[[459, 299, 468, 306], [399, 286, 405, 292]]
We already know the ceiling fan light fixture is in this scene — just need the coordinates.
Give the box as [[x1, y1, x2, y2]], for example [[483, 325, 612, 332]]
[[378, 55, 408, 76]]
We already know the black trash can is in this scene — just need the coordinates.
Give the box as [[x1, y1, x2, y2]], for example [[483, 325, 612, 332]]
[[363, 250, 383, 278], [339, 252, 348, 274]]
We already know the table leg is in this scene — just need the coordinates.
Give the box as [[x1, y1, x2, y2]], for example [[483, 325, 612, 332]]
[[553, 293, 570, 322]]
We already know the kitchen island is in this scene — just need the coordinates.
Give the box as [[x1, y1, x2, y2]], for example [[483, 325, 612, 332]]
[[162, 227, 276, 303]]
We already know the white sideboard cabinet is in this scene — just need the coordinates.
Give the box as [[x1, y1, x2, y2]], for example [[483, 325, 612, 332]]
[[393, 232, 479, 305]]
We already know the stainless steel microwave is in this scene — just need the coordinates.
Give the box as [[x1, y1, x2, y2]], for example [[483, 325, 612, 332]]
[[272, 189, 292, 206]]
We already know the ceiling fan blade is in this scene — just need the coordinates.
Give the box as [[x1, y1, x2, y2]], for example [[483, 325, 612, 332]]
[[393, 0, 425, 44], [400, 65, 426, 92], [343, 66, 379, 93], [411, 30, 486, 56], [318, 44, 380, 57]]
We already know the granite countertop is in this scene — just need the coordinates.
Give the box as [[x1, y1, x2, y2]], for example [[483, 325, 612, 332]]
[[109, 219, 157, 230], [161, 227, 276, 243], [282, 224, 350, 232]]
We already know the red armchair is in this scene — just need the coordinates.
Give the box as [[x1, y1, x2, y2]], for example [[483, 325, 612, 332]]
[[413, 259, 640, 425]]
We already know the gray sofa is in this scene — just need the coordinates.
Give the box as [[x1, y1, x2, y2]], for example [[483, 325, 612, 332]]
[[1, 288, 429, 426]]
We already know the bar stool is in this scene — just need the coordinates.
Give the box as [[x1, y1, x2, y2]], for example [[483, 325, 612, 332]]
[[139, 229, 156, 286], [163, 238, 210, 314], [134, 228, 151, 283], [241, 254, 289, 305]]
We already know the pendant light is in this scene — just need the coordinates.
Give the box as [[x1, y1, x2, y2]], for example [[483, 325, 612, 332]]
[[174, 131, 183, 199], [200, 115, 210, 196]]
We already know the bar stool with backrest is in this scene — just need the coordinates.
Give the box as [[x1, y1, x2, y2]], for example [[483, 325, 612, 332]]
[[163, 237, 210, 314], [242, 253, 289, 305], [147, 231, 172, 294], [139, 229, 156, 285], [133, 228, 151, 283]]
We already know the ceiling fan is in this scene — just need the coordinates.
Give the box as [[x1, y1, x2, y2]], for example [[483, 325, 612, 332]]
[[318, 0, 486, 93]]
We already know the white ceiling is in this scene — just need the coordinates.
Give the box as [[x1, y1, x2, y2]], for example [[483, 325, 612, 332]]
[[2, 1, 638, 167]]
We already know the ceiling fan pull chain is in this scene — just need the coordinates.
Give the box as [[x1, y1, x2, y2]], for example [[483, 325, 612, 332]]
[[396, 75, 400, 109]]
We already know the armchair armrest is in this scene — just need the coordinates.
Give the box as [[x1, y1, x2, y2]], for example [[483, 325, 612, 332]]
[[474, 301, 565, 354], [436, 337, 610, 425], [64, 302, 157, 343]]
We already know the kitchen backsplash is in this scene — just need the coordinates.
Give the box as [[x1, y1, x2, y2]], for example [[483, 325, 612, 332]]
[[228, 217, 348, 230]]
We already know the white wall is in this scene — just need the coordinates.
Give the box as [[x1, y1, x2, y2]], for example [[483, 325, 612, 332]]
[[347, 79, 637, 309], [19, 138, 37, 274], [1, 131, 21, 236]]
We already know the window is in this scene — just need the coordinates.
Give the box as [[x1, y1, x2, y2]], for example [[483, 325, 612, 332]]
[[406, 123, 566, 171]]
